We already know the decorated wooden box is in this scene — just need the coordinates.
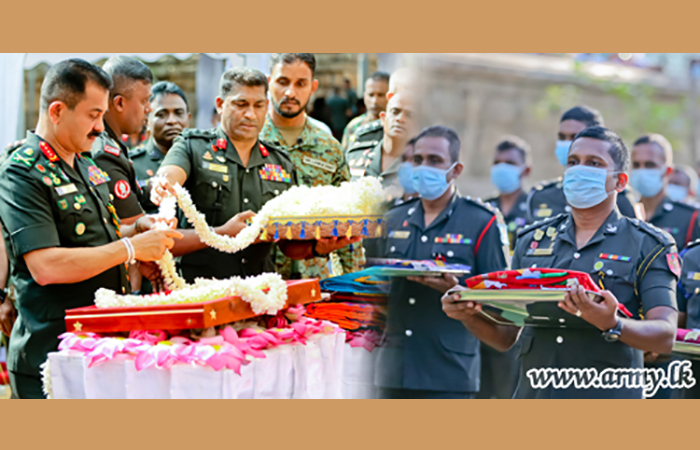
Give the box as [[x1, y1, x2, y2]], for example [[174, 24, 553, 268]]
[[258, 214, 386, 241], [65, 279, 321, 333]]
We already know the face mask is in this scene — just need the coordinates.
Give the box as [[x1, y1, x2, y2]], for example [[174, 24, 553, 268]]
[[397, 162, 417, 194], [411, 163, 457, 201], [667, 183, 689, 203], [629, 168, 664, 198], [555, 140, 572, 167], [563, 165, 617, 209], [490, 163, 522, 194]]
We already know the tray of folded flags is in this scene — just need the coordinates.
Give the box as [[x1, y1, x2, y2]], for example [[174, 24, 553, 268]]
[[445, 269, 634, 327], [673, 329, 700, 357], [365, 258, 472, 277], [64, 279, 321, 334]]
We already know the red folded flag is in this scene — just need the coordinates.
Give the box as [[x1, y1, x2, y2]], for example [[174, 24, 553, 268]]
[[464, 268, 633, 318], [305, 302, 385, 331]]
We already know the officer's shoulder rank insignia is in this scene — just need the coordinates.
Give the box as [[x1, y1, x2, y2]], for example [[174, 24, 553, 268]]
[[11, 148, 36, 168], [686, 238, 700, 250]]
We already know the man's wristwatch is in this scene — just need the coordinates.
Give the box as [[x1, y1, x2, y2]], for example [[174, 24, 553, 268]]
[[602, 318, 623, 342]]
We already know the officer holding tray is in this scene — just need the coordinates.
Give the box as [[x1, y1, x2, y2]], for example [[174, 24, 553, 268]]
[[152, 67, 356, 282], [375, 125, 510, 399], [443, 126, 679, 399]]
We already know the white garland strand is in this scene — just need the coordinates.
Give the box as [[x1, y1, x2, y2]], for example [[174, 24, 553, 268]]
[[152, 195, 187, 291], [95, 272, 288, 315], [119, 177, 383, 312], [170, 176, 384, 255], [40, 359, 53, 399]]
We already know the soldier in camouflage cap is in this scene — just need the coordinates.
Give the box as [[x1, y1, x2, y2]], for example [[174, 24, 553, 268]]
[[341, 71, 389, 151]]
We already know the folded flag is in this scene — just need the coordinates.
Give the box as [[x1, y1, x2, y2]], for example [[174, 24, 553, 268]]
[[319, 268, 390, 296], [366, 258, 471, 276], [458, 268, 633, 318], [304, 302, 385, 331]]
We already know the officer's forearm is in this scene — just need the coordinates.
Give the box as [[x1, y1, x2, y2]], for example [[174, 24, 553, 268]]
[[0, 230, 8, 289], [459, 313, 522, 352], [277, 241, 315, 260], [168, 229, 210, 256], [617, 306, 677, 354], [23, 242, 128, 286]]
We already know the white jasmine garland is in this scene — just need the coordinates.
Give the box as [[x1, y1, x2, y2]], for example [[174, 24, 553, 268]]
[[40, 359, 53, 399], [95, 272, 288, 315], [171, 177, 384, 255], [152, 192, 187, 291]]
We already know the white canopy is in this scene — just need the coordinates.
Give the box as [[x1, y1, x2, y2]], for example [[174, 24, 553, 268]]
[[0, 53, 272, 149]]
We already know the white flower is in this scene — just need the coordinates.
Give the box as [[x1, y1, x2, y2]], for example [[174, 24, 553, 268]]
[[95, 273, 288, 315]]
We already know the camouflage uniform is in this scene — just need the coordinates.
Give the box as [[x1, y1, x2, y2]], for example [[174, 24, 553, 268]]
[[345, 118, 383, 155], [346, 140, 403, 186], [260, 116, 363, 280], [341, 113, 370, 150]]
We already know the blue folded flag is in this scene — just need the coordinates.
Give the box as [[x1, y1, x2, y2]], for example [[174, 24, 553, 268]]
[[319, 268, 391, 295]]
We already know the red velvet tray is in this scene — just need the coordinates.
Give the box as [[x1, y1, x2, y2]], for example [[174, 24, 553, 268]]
[[65, 279, 321, 333]]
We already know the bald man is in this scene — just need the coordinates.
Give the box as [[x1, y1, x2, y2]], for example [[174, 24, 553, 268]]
[[346, 92, 418, 187], [345, 67, 421, 154]]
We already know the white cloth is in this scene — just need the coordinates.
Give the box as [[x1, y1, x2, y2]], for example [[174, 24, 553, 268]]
[[46, 334, 386, 399], [48, 352, 86, 399], [342, 345, 379, 399], [0, 53, 26, 148]]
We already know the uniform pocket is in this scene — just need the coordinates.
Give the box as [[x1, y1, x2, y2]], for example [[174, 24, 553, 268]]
[[385, 237, 411, 258], [518, 331, 534, 358], [439, 334, 478, 356], [431, 242, 474, 266], [261, 180, 291, 204]]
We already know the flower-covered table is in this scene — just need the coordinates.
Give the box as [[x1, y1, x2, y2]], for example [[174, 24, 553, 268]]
[[43, 317, 381, 399]]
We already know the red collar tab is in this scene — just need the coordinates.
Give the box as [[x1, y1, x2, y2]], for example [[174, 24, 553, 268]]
[[259, 143, 269, 158], [39, 141, 59, 162], [216, 138, 227, 150]]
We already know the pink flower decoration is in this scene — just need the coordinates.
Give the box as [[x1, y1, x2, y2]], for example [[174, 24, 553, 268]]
[[129, 330, 167, 345]]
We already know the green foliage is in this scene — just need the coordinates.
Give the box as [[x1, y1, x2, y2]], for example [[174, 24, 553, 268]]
[[535, 69, 688, 151]]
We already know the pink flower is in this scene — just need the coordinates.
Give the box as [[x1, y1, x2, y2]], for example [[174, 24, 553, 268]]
[[129, 330, 167, 345]]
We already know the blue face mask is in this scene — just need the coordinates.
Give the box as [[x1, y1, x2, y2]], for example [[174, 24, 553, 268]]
[[411, 163, 457, 200], [490, 163, 522, 194], [555, 140, 572, 167], [666, 183, 689, 203], [629, 168, 664, 198], [397, 162, 417, 194], [563, 165, 617, 209]]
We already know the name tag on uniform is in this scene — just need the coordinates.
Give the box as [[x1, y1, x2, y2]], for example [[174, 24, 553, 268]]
[[687, 271, 700, 281], [389, 230, 410, 239], [350, 168, 366, 178], [302, 155, 336, 173], [202, 162, 228, 174], [526, 248, 553, 256], [55, 184, 78, 196]]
